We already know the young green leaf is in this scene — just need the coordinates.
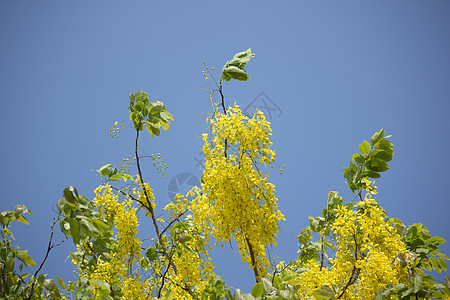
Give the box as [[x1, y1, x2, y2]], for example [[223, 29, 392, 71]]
[[370, 129, 385, 145], [359, 140, 371, 154], [250, 282, 263, 298]]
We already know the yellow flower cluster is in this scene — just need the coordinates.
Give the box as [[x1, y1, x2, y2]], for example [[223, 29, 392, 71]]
[[162, 235, 216, 299], [137, 182, 156, 217], [114, 199, 141, 262], [292, 195, 408, 299], [89, 252, 127, 289], [163, 195, 217, 298], [93, 184, 119, 217], [92, 184, 145, 297], [94, 184, 142, 263], [122, 276, 151, 300], [192, 104, 284, 276]]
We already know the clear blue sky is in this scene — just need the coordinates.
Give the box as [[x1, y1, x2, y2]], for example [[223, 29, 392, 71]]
[[1, 0, 449, 293]]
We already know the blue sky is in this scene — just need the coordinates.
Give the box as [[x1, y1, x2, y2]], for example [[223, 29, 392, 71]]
[[1, 0, 449, 293]]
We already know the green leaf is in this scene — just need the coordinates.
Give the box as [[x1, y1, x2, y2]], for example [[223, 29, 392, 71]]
[[80, 219, 98, 237], [69, 218, 80, 244], [366, 158, 389, 172], [298, 228, 313, 245], [56, 197, 66, 215], [359, 140, 371, 154], [413, 275, 423, 293], [222, 66, 250, 81], [56, 275, 66, 290], [377, 139, 394, 153], [44, 278, 61, 298], [128, 93, 135, 107], [279, 290, 291, 299], [130, 110, 138, 122], [250, 282, 263, 298], [221, 48, 255, 82], [145, 247, 158, 261], [160, 111, 173, 122], [374, 290, 383, 300], [134, 91, 149, 102], [108, 174, 122, 181], [16, 214, 29, 225], [146, 123, 160, 137], [92, 219, 110, 235], [428, 236, 446, 246], [233, 289, 243, 300], [312, 287, 335, 300], [370, 129, 385, 145], [261, 277, 272, 293], [37, 273, 46, 285], [63, 186, 79, 205], [98, 164, 112, 177], [160, 120, 170, 131], [444, 276, 450, 288], [371, 149, 393, 162], [15, 205, 24, 214], [165, 289, 174, 300], [150, 101, 165, 114], [240, 294, 255, 300], [227, 48, 255, 68], [352, 153, 366, 164], [18, 254, 36, 267], [134, 101, 144, 112]]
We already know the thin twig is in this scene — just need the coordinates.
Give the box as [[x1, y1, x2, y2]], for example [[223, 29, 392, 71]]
[[218, 84, 228, 159], [110, 185, 152, 212], [337, 234, 360, 299], [158, 245, 176, 298], [86, 242, 97, 260], [134, 126, 194, 296], [160, 210, 188, 237], [27, 218, 64, 300], [320, 194, 330, 271], [1, 262, 5, 297]]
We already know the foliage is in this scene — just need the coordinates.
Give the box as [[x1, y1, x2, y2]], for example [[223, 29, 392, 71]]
[[0, 206, 63, 299], [3, 49, 450, 299]]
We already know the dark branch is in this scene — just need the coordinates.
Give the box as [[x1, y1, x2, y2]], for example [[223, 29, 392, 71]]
[[337, 234, 360, 299], [245, 234, 260, 283], [134, 125, 195, 296], [218, 84, 228, 159], [160, 210, 188, 237], [27, 218, 64, 300]]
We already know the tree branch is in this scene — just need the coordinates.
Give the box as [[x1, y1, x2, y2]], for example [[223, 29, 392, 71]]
[[134, 126, 195, 296], [27, 218, 64, 300], [1, 262, 5, 298], [245, 235, 260, 283], [218, 84, 228, 159], [337, 234, 360, 299], [157, 245, 177, 298], [160, 210, 188, 237]]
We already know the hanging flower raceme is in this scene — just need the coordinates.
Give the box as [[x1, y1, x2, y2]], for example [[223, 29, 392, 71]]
[[190, 103, 284, 277], [93, 184, 142, 263]]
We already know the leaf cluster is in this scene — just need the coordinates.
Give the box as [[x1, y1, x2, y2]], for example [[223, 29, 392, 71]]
[[57, 186, 113, 246], [343, 129, 393, 193], [220, 48, 255, 82], [128, 91, 173, 137], [0, 206, 64, 299], [297, 192, 346, 266], [374, 222, 450, 299], [97, 163, 134, 183]]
